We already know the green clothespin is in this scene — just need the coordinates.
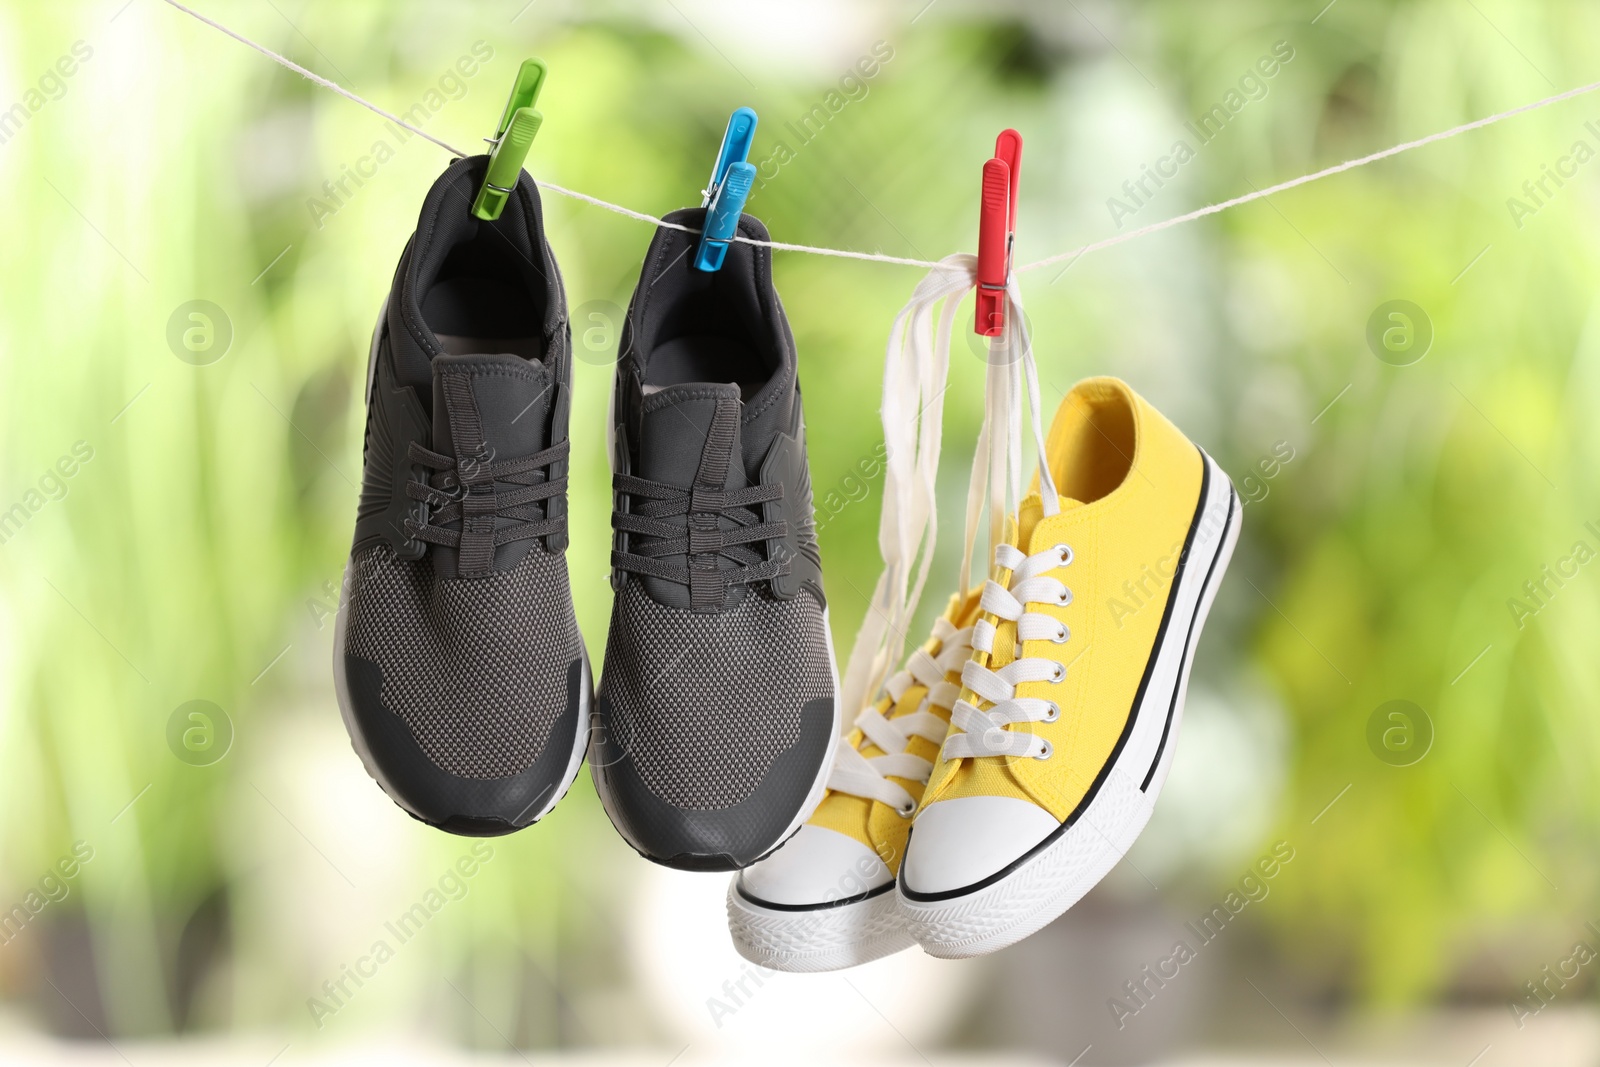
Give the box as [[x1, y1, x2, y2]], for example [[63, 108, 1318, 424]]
[[471, 58, 547, 221]]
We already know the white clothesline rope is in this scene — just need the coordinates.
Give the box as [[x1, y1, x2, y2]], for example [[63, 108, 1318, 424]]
[[161, 0, 1600, 274]]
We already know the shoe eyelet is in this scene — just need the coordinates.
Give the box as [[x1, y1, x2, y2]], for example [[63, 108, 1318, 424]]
[[1052, 624, 1070, 644], [1054, 543, 1074, 566], [1051, 663, 1066, 683], [1034, 739, 1054, 761], [1057, 587, 1073, 606], [1042, 702, 1060, 723], [895, 800, 916, 818]]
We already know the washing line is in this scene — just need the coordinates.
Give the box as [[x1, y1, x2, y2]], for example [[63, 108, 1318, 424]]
[[159, 0, 1599, 274]]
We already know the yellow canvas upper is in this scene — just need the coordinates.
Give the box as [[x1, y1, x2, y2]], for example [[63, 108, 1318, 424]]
[[810, 590, 983, 875], [922, 376, 1203, 821]]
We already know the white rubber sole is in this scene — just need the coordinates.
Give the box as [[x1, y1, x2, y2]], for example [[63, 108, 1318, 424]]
[[331, 299, 591, 831], [590, 604, 843, 868], [726, 883, 913, 973], [776, 603, 846, 853], [900, 455, 1242, 959]]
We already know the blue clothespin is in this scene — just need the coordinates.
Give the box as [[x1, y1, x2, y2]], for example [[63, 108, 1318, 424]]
[[694, 107, 758, 272]]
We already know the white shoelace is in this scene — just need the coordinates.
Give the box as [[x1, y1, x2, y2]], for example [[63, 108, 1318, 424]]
[[961, 274, 1059, 592], [827, 618, 975, 816], [943, 542, 1074, 762], [839, 255, 974, 720], [839, 261, 1058, 721]]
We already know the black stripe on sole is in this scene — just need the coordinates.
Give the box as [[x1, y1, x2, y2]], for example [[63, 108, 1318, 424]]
[[733, 879, 895, 914], [1140, 480, 1238, 791], [899, 449, 1231, 904]]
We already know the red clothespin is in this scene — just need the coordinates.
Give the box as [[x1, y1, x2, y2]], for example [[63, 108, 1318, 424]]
[[975, 129, 1022, 336]]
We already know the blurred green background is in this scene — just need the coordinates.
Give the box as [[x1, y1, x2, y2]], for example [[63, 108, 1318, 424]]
[[0, 0, 1597, 1063]]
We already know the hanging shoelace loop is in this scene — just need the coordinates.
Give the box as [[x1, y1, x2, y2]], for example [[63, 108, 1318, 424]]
[[838, 254, 975, 720], [839, 257, 1059, 715]]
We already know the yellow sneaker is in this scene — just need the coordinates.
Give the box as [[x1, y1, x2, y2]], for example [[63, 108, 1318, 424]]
[[727, 591, 981, 971], [899, 377, 1241, 958]]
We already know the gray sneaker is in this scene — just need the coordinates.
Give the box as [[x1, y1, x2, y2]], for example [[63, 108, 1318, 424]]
[[334, 158, 589, 836], [588, 206, 838, 870], [591, 209, 840, 871]]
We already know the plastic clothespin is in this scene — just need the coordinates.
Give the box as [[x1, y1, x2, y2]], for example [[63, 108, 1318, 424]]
[[975, 128, 1023, 336], [694, 107, 759, 272], [471, 58, 548, 221]]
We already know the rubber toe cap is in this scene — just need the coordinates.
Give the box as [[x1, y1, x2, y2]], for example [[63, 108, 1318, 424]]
[[901, 796, 1058, 896], [737, 825, 891, 907]]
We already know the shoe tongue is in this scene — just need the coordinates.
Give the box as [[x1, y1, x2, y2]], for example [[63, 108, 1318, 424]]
[[431, 353, 553, 460], [1015, 492, 1085, 548], [637, 383, 747, 492]]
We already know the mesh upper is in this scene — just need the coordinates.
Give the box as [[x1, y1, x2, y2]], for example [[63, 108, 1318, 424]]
[[600, 580, 834, 810], [343, 543, 582, 779]]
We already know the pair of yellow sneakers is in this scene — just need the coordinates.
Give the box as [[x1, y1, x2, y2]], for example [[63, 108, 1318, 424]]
[[727, 377, 1240, 969]]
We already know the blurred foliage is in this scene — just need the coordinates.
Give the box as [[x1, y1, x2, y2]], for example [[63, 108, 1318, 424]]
[[0, 0, 1596, 1048]]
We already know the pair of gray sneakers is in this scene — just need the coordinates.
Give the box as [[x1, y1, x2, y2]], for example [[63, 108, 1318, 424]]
[[334, 158, 838, 870]]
